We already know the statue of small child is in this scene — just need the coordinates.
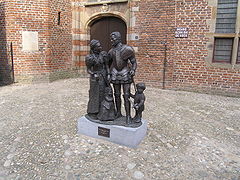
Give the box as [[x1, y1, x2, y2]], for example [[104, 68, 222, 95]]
[[97, 87, 116, 121], [131, 83, 146, 123]]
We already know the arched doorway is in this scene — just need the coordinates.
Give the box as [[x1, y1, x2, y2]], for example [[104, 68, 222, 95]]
[[90, 16, 127, 52]]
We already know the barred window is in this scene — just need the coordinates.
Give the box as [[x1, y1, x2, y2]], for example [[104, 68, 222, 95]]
[[237, 40, 240, 64], [213, 0, 240, 64], [213, 38, 233, 63], [215, 0, 238, 33]]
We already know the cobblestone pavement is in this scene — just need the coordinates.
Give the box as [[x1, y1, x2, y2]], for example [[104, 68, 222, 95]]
[[0, 78, 240, 180]]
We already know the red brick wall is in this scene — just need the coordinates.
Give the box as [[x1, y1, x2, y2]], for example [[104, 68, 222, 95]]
[[133, 0, 240, 96], [134, 0, 175, 88], [173, 0, 240, 96], [1, 0, 239, 96], [48, 0, 72, 72], [7, 0, 50, 80], [1, 0, 72, 82]]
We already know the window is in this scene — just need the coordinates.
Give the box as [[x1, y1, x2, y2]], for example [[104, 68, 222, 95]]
[[57, 12, 61, 25], [213, 0, 240, 64], [237, 40, 240, 63], [215, 0, 238, 33], [213, 38, 233, 63]]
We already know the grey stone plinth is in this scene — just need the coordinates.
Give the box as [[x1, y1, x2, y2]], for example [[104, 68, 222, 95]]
[[77, 116, 147, 148]]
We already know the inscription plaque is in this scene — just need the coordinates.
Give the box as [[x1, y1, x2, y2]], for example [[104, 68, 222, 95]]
[[175, 27, 188, 38], [98, 127, 110, 138], [22, 31, 39, 51]]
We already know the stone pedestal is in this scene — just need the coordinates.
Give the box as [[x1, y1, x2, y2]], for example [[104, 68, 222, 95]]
[[77, 116, 147, 148]]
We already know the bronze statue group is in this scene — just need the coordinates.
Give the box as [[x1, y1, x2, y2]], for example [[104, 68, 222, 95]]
[[85, 32, 145, 125]]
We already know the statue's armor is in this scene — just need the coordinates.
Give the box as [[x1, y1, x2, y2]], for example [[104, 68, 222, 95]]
[[109, 44, 135, 84]]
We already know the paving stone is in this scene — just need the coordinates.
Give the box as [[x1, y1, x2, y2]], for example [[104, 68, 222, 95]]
[[133, 171, 144, 179], [65, 165, 71, 170], [127, 163, 136, 170], [15, 176, 22, 180], [166, 143, 174, 149], [62, 135, 68, 140], [3, 160, 11, 167], [7, 154, 15, 159], [64, 150, 72, 157], [66, 172, 74, 180], [14, 137, 21, 142], [0, 78, 239, 179], [226, 127, 234, 131]]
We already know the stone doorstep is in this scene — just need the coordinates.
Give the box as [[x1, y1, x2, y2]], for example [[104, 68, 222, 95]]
[[77, 116, 147, 148]]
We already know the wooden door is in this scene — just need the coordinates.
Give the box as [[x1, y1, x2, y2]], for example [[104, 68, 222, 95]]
[[90, 17, 127, 52]]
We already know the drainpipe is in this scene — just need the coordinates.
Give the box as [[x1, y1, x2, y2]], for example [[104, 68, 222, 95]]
[[10, 42, 14, 83], [161, 41, 167, 89]]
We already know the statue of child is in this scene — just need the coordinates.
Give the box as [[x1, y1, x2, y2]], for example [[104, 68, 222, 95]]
[[131, 83, 146, 123]]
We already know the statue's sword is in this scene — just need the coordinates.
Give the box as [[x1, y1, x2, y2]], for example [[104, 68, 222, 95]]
[[132, 76, 137, 93]]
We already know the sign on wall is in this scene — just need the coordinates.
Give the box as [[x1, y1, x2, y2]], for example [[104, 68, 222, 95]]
[[175, 27, 188, 38]]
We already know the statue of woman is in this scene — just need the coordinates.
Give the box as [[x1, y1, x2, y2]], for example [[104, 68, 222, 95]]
[[85, 39, 110, 118]]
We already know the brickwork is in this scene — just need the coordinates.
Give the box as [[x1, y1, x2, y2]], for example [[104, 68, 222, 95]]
[[6, 0, 50, 82], [0, 0, 239, 96], [48, 0, 73, 75], [132, 0, 240, 96], [133, 0, 175, 88], [173, 0, 240, 96], [0, 0, 73, 83]]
